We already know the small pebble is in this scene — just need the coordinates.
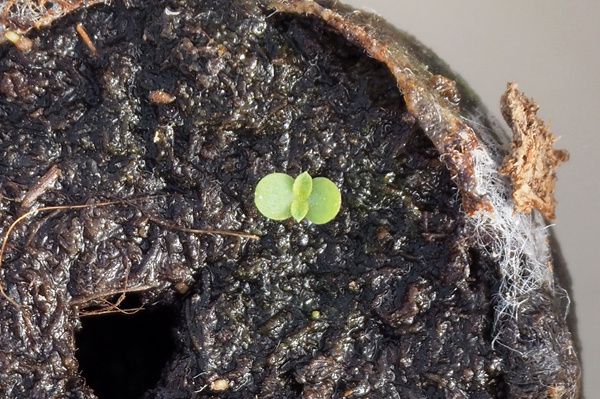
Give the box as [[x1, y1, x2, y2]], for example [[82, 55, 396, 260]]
[[210, 378, 229, 392]]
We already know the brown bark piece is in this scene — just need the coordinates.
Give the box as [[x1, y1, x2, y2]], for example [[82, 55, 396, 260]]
[[500, 82, 569, 220]]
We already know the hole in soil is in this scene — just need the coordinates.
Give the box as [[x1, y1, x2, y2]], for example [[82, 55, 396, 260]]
[[75, 293, 178, 399]]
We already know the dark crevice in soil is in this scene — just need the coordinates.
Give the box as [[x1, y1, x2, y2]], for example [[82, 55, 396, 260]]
[[75, 294, 179, 399]]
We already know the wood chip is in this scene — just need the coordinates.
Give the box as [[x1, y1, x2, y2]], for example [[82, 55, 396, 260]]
[[500, 82, 569, 220], [149, 90, 176, 104], [76, 23, 97, 55]]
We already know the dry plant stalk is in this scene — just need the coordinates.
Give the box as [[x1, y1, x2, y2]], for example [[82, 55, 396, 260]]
[[75, 22, 97, 55]]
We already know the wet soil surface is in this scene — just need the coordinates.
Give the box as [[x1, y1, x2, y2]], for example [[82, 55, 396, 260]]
[[0, 0, 504, 397]]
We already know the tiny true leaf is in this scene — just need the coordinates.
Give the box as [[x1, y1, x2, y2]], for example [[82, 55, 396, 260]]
[[290, 198, 309, 221], [293, 171, 313, 201]]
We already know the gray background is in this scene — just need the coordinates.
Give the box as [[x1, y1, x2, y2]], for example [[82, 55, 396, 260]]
[[344, 0, 598, 396]]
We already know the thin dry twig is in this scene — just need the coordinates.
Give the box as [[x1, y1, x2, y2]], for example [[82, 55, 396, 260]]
[[81, 294, 129, 316], [70, 284, 157, 306], [20, 165, 61, 210], [75, 22, 97, 55], [73, 264, 148, 316], [147, 215, 260, 240], [79, 296, 145, 317], [80, 306, 145, 317]]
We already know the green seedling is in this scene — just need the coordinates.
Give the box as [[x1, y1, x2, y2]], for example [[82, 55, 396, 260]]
[[255, 171, 341, 224]]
